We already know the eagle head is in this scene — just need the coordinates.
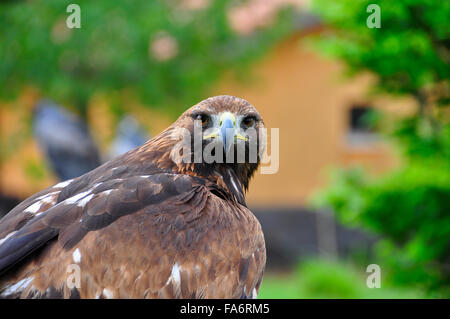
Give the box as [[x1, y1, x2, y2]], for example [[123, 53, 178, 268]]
[[143, 95, 265, 204]]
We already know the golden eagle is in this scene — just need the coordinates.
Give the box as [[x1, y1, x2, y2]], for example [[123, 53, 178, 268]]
[[0, 95, 266, 299]]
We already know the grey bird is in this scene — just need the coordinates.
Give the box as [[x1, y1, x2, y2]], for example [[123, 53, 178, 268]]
[[108, 115, 149, 158], [33, 100, 102, 181]]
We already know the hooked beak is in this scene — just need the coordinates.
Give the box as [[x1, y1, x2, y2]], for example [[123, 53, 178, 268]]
[[220, 113, 235, 153], [203, 112, 248, 153]]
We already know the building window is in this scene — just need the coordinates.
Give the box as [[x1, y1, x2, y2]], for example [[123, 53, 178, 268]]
[[346, 105, 378, 147]]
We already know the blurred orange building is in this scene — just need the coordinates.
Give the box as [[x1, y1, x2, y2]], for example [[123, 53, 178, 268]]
[[0, 27, 416, 207], [215, 28, 416, 206]]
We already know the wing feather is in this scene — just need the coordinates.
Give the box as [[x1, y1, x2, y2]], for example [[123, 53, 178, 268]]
[[0, 172, 265, 298]]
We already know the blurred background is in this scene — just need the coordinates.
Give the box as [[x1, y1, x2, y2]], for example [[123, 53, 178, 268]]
[[0, 0, 448, 298]]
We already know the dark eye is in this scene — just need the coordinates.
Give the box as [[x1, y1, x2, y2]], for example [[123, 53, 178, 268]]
[[195, 114, 209, 127], [242, 116, 256, 128]]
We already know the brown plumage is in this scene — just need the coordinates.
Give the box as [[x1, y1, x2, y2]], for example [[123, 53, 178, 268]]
[[0, 95, 266, 298]]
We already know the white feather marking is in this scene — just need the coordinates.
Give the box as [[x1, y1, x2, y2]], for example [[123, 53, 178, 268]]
[[252, 288, 258, 299], [102, 190, 113, 195], [0, 276, 34, 296], [165, 263, 181, 286], [229, 175, 241, 195], [72, 248, 82, 263], [54, 179, 73, 188], [77, 194, 94, 207], [102, 288, 114, 299], [65, 190, 91, 205], [172, 263, 181, 284], [24, 192, 60, 217], [36, 191, 59, 201], [0, 231, 17, 246], [24, 201, 42, 214], [41, 195, 56, 205]]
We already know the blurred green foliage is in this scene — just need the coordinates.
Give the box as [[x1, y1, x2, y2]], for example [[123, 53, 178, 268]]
[[259, 259, 427, 299], [311, 0, 449, 105], [310, 0, 450, 296], [0, 0, 294, 117], [312, 157, 450, 296]]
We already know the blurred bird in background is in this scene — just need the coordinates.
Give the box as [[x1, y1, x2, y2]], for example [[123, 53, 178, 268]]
[[33, 100, 150, 180], [107, 115, 149, 158], [33, 100, 102, 181], [0, 101, 149, 219]]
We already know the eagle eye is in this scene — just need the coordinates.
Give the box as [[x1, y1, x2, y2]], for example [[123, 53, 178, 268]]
[[194, 113, 210, 127], [242, 116, 256, 128]]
